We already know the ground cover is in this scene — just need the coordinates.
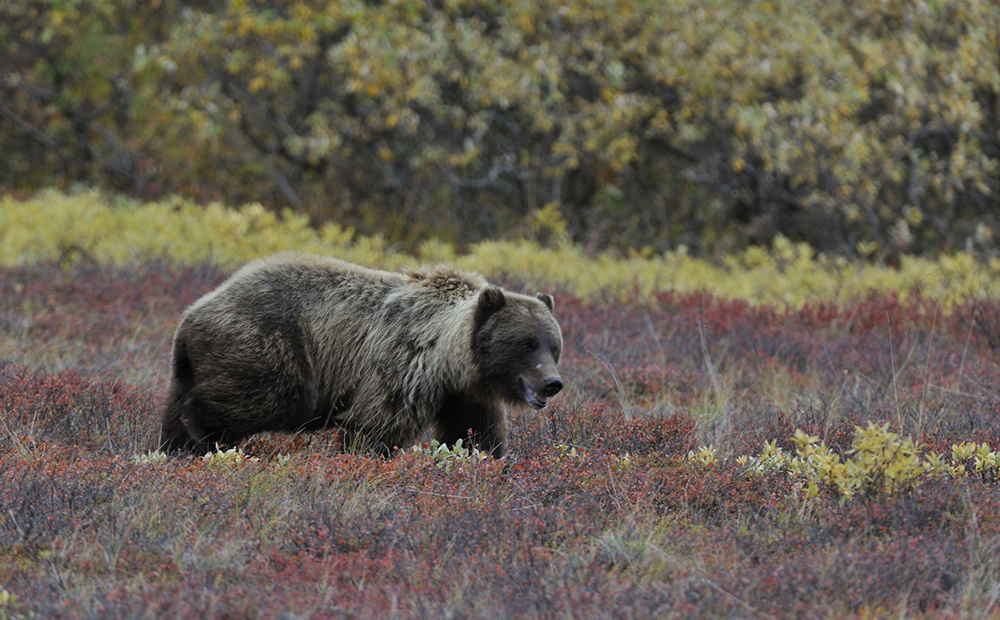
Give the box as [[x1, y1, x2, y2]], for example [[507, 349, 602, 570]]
[[3, 257, 1000, 618]]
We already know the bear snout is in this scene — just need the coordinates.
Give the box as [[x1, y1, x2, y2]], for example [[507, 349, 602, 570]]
[[541, 377, 563, 397], [522, 374, 563, 409]]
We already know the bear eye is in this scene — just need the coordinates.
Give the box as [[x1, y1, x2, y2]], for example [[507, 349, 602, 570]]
[[551, 346, 560, 358], [522, 338, 539, 350]]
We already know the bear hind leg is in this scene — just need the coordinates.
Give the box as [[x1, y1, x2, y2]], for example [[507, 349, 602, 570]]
[[158, 342, 202, 452], [158, 390, 189, 452], [158, 385, 215, 454]]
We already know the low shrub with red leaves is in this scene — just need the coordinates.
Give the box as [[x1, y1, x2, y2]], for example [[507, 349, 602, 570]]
[[2, 261, 1000, 618]]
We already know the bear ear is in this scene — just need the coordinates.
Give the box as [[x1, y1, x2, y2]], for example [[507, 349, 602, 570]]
[[535, 293, 554, 312], [475, 286, 506, 327]]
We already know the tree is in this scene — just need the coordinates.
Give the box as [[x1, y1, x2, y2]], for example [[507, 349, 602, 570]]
[[5, 0, 1000, 256], [0, 0, 179, 193]]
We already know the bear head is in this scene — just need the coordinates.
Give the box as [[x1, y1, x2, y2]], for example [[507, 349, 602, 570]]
[[472, 286, 564, 409]]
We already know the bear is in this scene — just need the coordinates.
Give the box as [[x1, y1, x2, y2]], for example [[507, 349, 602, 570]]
[[157, 253, 563, 457]]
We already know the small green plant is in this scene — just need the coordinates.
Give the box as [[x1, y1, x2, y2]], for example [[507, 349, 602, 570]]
[[201, 446, 258, 467], [131, 450, 169, 465], [610, 452, 633, 473], [843, 422, 934, 495], [737, 439, 787, 473], [0, 588, 32, 620], [555, 442, 581, 462], [952, 442, 1000, 482], [686, 445, 718, 467], [411, 439, 489, 472]]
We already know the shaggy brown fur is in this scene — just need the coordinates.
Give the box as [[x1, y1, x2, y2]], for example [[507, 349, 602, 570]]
[[158, 253, 563, 457]]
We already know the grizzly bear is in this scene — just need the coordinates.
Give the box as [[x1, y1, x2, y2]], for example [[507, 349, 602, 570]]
[[158, 253, 563, 457]]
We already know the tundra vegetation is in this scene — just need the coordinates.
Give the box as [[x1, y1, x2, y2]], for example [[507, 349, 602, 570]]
[[5, 0, 1000, 615], [3, 194, 1000, 618]]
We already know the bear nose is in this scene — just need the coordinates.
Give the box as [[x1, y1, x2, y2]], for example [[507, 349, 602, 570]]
[[541, 378, 563, 397]]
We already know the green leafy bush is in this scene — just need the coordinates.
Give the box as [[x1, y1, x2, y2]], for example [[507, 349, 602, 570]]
[[411, 438, 489, 471], [201, 446, 259, 467], [0, 0, 179, 190], [5, 0, 1000, 254], [952, 442, 1000, 482]]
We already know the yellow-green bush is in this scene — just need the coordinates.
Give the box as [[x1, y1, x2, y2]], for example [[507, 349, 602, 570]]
[[6, 0, 1000, 253], [139, 0, 1000, 253], [952, 442, 1000, 483], [786, 424, 953, 500], [0, 190, 368, 267], [732, 423, 990, 501], [0, 191, 1000, 307], [5, 190, 1000, 308]]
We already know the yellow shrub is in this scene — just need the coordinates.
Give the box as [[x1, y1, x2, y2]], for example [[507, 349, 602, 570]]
[[785, 424, 955, 499], [952, 442, 1000, 482], [5, 190, 1000, 309]]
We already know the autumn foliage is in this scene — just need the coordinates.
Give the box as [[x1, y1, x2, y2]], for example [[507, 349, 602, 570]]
[[4, 0, 1000, 254], [4, 250, 1000, 617]]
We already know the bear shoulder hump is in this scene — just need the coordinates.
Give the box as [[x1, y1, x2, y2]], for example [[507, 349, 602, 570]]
[[403, 265, 486, 297]]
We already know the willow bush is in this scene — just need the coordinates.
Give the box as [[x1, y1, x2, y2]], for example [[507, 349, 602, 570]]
[[5, 190, 1000, 308], [3, 0, 999, 255]]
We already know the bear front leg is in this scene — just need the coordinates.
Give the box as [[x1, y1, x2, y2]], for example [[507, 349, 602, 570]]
[[434, 394, 507, 458]]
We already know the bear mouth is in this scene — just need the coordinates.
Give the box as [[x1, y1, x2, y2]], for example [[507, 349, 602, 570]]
[[523, 380, 548, 409]]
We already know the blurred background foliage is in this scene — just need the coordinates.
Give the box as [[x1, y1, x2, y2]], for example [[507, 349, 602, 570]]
[[3, 0, 999, 257]]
